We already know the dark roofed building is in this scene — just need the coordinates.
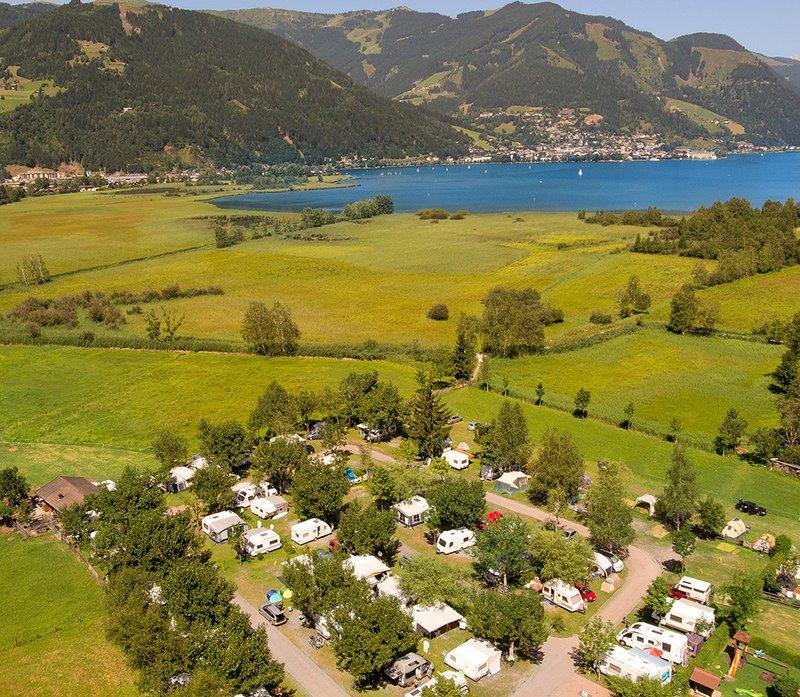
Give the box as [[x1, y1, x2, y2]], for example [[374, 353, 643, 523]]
[[35, 476, 98, 513], [689, 666, 722, 697]]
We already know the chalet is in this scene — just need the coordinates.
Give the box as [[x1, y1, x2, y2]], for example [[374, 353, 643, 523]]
[[35, 476, 98, 513]]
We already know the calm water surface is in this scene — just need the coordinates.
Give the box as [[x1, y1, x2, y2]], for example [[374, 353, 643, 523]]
[[212, 153, 800, 213]]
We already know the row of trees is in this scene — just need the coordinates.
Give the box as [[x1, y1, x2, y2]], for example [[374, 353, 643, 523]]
[[57, 468, 284, 696]]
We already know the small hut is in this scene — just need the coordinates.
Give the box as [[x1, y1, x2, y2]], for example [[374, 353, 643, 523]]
[[689, 667, 721, 697]]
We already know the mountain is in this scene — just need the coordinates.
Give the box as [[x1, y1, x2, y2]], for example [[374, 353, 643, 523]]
[[758, 54, 800, 90], [222, 1, 800, 146], [0, 1, 466, 171], [0, 2, 54, 29]]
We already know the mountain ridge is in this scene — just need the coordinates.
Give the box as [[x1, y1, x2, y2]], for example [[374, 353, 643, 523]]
[[221, 1, 800, 146]]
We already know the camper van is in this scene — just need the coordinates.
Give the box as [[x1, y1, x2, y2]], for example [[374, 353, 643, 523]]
[[233, 484, 260, 508], [242, 528, 282, 557], [542, 579, 587, 613], [599, 646, 672, 685], [670, 576, 713, 604], [290, 518, 333, 545], [617, 622, 689, 665], [658, 598, 715, 637], [436, 528, 477, 555]]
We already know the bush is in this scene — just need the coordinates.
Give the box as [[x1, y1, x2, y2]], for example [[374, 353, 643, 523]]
[[417, 208, 450, 220], [589, 312, 613, 325], [750, 637, 800, 670], [449, 210, 469, 220], [427, 303, 449, 321], [694, 623, 732, 670]]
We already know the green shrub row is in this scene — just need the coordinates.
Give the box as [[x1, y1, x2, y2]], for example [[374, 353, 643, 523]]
[[693, 623, 732, 670], [750, 636, 800, 670]]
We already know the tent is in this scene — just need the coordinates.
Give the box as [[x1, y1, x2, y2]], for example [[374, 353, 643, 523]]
[[411, 603, 464, 638], [721, 517, 748, 540], [444, 638, 502, 681], [345, 555, 390, 582], [496, 471, 530, 491], [634, 494, 658, 517]]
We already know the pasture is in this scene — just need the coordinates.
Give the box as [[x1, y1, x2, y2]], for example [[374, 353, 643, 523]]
[[490, 328, 782, 446], [0, 533, 139, 696], [444, 388, 800, 540], [0, 344, 417, 450]]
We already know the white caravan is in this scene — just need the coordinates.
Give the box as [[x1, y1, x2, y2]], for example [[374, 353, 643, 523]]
[[659, 598, 715, 637], [290, 518, 332, 545], [436, 528, 477, 554], [599, 646, 672, 685], [617, 622, 689, 665], [542, 579, 587, 613], [672, 576, 713, 604], [242, 528, 282, 557]]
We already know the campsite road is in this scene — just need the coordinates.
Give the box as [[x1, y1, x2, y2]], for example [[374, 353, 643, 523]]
[[501, 495, 663, 697], [233, 592, 350, 697]]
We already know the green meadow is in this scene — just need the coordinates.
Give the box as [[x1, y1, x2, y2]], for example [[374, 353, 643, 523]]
[[0, 344, 417, 450], [0, 533, 139, 696], [490, 328, 782, 445]]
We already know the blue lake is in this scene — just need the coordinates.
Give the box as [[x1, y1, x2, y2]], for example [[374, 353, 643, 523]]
[[213, 153, 800, 213]]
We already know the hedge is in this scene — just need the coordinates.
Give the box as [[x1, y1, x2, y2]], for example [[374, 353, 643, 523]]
[[750, 636, 800, 670], [693, 623, 732, 670]]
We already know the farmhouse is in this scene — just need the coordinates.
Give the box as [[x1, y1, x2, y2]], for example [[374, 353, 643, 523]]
[[394, 495, 430, 527], [411, 602, 464, 638], [201, 511, 247, 543], [444, 638, 502, 681], [35, 476, 98, 513]]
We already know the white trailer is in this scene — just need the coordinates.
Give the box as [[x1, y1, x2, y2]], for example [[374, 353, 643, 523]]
[[659, 598, 715, 637], [617, 622, 689, 665], [599, 646, 672, 685], [436, 528, 477, 554], [290, 518, 332, 545], [673, 576, 713, 604], [242, 528, 282, 557], [542, 579, 587, 613]]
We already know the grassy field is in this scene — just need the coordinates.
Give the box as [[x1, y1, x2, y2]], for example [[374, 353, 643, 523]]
[[0, 345, 417, 451], [0, 533, 139, 696], [490, 328, 782, 445], [0, 199, 704, 346], [444, 388, 800, 540]]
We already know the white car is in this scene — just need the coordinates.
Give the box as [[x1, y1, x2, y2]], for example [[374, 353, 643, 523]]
[[597, 550, 624, 573]]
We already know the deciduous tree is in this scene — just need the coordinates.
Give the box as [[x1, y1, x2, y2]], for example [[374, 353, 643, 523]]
[[427, 479, 486, 532], [657, 445, 698, 529], [197, 419, 248, 469], [586, 461, 635, 553], [338, 500, 397, 561], [467, 589, 547, 661], [715, 408, 747, 455], [671, 527, 696, 571], [251, 438, 307, 493], [697, 496, 726, 538], [292, 462, 349, 524], [151, 430, 189, 474], [192, 465, 235, 514], [579, 617, 616, 672], [398, 555, 471, 609], [241, 301, 300, 356], [473, 515, 530, 590]]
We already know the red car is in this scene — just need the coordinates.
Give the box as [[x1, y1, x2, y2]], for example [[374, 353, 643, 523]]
[[575, 583, 597, 603], [477, 510, 504, 530], [669, 587, 688, 600]]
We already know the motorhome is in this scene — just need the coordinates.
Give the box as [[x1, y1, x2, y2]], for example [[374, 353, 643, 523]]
[[599, 646, 672, 685], [436, 528, 477, 554], [290, 518, 332, 545], [242, 528, 282, 557], [671, 576, 713, 604], [659, 598, 715, 637], [617, 622, 689, 665], [542, 579, 587, 613]]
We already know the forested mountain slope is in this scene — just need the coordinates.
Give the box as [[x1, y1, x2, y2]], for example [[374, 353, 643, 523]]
[[0, 1, 466, 170], [0, 2, 53, 29], [223, 1, 800, 145]]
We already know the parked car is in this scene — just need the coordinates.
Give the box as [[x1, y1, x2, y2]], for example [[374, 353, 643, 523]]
[[447, 415, 463, 424], [575, 583, 597, 603], [735, 499, 766, 516], [597, 549, 625, 573], [258, 603, 287, 626], [467, 421, 481, 432]]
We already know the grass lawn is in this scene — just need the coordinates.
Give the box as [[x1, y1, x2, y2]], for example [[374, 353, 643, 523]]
[[0, 533, 139, 696], [0, 344, 417, 451], [490, 328, 781, 446], [444, 389, 800, 540], [715, 651, 800, 697]]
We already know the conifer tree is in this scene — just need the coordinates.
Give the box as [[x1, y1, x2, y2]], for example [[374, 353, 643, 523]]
[[407, 373, 451, 459]]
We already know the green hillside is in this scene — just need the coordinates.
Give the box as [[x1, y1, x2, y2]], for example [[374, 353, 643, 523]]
[[0, 1, 467, 170], [0, 1, 53, 29], [223, 2, 800, 145]]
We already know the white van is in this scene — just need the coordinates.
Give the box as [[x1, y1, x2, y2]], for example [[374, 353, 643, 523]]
[[542, 579, 587, 613], [290, 518, 333, 545], [658, 598, 715, 637], [617, 622, 689, 665], [672, 576, 713, 604], [594, 552, 614, 578], [242, 528, 282, 557], [436, 528, 477, 555]]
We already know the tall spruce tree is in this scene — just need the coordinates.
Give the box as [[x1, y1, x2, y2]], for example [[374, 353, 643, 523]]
[[407, 373, 451, 459], [658, 445, 698, 529], [586, 460, 635, 553], [453, 314, 478, 381], [482, 400, 531, 473]]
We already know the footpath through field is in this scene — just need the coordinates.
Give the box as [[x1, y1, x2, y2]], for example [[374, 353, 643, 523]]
[[233, 593, 350, 697]]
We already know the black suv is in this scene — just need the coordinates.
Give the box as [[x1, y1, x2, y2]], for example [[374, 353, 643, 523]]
[[259, 603, 287, 626], [736, 499, 766, 516]]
